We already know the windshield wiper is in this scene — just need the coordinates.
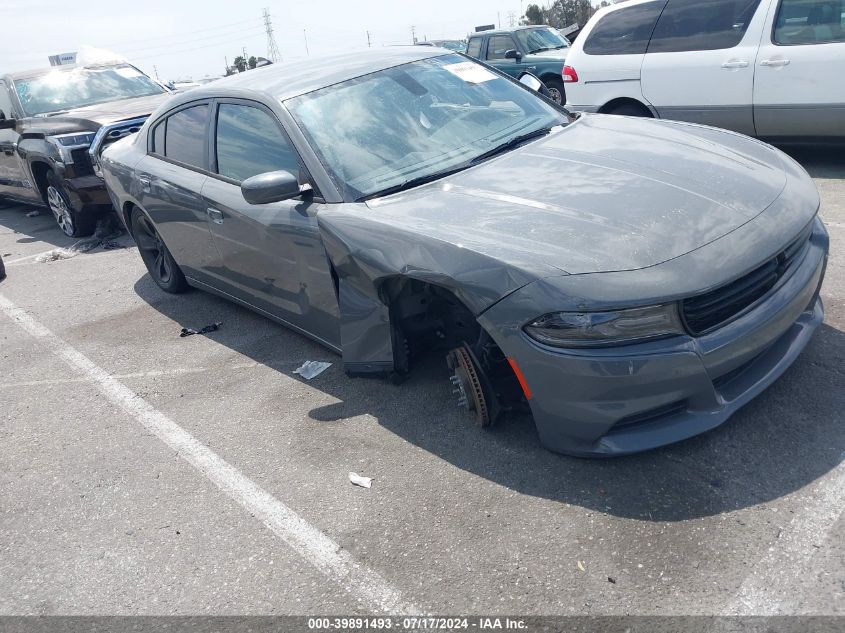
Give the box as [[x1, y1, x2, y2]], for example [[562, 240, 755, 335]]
[[528, 46, 553, 54], [470, 127, 554, 165], [356, 164, 474, 202]]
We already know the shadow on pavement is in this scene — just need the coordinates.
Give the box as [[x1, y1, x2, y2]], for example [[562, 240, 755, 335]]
[[777, 144, 845, 179], [134, 271, 845, 524]]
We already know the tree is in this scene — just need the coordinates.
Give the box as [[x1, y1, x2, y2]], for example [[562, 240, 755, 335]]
[[523, 3, 546, 25], [545, 0, 597, 29], [233, 56, 247, 73], [248, 56, 258, 70]]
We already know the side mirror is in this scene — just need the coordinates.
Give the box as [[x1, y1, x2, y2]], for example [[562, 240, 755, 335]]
[[517, 71, 552, 99], [241, 170, 301, 205], [0, 110, 15, 129], [504, 49, 522, 61]]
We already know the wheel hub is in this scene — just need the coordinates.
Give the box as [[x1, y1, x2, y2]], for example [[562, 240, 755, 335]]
[[47, 186, 74, 236], [447, 345, 491, 427]]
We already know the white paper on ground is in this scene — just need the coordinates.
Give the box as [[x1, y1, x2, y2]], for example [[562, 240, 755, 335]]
[[443, 61, 498, 84], [293, 360, 332, 380], [349, 472, 373, 489]]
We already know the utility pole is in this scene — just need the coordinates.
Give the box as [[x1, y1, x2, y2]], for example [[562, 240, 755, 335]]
[[507, 11, 517, 27], [153, 65, 160, 81], [498, 12, 501, 28], [224, 56, 229, 75], [367, 30, 371, 48], [411, 25, 416, 44], [303, 29, 310, 56], [263, 7, 282, 63]]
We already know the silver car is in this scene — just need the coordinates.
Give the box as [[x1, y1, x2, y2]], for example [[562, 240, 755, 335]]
[[100, 47, 828, 456]]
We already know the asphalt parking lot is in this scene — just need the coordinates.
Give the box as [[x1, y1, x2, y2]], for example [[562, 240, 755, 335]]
[[0, 146, 843, 617]]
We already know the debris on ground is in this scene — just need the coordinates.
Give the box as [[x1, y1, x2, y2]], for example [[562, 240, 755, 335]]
[[576, 561, 585, 572], [349, 472, 373, 489], [293, 360, 332, 380], [34, 215, 126, 263], [179, 322, 222, 337], [26, 210, 41, 217], [607, 576, 617, 584]]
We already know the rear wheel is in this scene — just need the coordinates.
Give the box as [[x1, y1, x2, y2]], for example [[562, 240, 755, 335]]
[[46, 171, 95, 237], [130, 208, 188, 293], [543, 78, 566, 105], [605, 102, 652, 117]]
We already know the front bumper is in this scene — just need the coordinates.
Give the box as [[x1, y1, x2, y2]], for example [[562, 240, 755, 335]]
[[64, 174, 112, 214], [479, 217, 828, 456]]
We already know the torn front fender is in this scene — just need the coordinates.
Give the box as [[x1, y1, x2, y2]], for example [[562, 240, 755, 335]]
[[317, 205, 555, 374]]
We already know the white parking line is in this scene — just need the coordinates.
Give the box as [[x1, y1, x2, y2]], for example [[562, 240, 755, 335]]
[[725, 458, 845, 615], [3, 250, 59, 266], [0, 292, 418, 615], [0, 362, 266, 390]]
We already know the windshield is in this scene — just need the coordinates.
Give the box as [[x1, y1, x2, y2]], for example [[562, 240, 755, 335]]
[[515, 27, 570, 53], [287, 54, 568, 201], [433, 40, 468, 52], [13, 64, 165, 116]]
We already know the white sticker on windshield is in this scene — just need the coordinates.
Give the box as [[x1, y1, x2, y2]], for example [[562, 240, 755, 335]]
[[114, 67, 143, 79], [444, 62, 497, 84]]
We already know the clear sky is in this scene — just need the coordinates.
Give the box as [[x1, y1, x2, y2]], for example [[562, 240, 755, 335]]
[[3, 0, 548, 81]]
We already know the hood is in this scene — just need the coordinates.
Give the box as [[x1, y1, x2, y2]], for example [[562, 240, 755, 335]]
[[364, 114, 789, 276], [32, 93, 171, 133], [524, 48, 568, 62]]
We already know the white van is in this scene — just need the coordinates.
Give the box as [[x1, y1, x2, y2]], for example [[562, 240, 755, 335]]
[[563, 0, 845, 140]]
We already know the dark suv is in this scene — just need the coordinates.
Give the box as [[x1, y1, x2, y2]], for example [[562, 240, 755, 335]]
[[0, 63, 171, 236], [464, 26, 571, 104]]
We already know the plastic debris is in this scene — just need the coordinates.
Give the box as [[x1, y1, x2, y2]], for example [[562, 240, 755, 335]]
[[293, 360, 332, 380], [180, 322, 222, 337], [349, 472, 373, 489], [35, 215, 125, 263], [26, 210, 41, 217], [607, 576, 617, 584], [576, 561, 585, 572]]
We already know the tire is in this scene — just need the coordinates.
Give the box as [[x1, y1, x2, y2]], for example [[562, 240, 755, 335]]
[[130, 208, 188, 293], [543, 78, 566, 105], [45, 171, 96, 237], [605, 102, 652, 118]]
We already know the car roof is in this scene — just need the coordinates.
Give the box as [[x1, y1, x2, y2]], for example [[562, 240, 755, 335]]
[[177, 47, 447, 105], [468, 26, 551, 37], [3, 62, 132, 81]]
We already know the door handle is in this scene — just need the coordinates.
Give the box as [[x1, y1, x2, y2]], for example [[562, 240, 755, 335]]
[[206, 208, 224, 225], [138, 175, 151, 192], [721, 60, 749, 69], [760, 58, 790, 67]]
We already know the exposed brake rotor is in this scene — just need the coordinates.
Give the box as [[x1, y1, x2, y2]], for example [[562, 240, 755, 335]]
[[447, 345, 491, 427]]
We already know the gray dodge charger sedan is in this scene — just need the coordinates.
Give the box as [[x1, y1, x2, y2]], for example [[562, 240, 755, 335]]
[[100, 47, 828, 457]]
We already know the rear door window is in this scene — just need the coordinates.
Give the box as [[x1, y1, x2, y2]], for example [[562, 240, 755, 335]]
[[214, 103, 300, 182], [466, 37, 483, 58], [486, 35, 518, 60], [162, 104, 209, 169], [647, 0, 763, 53], [773, 0, 845, 44], [583, 1, 667, 55]]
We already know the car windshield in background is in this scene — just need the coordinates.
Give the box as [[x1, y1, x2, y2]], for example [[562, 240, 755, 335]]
[[13, 64, 166, 116], [432, 40, 467, 51], [287, 54, 567, 201], [515, 27, 571, 53]]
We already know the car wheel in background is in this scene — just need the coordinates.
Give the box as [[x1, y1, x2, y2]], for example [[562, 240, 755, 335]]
[[130, 208, 188, 294], [605, 102, 652, 117], [543, 78, 566, 105], [46, 171, 96, 238]]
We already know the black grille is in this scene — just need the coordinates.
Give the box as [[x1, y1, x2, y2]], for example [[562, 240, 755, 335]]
[[681, 226, 812, 336], [70, 148, 95, 176]]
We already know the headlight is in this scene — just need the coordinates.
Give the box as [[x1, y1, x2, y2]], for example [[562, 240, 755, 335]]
[[524, 304, 684, 348], [48, 132, 96, 147]]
